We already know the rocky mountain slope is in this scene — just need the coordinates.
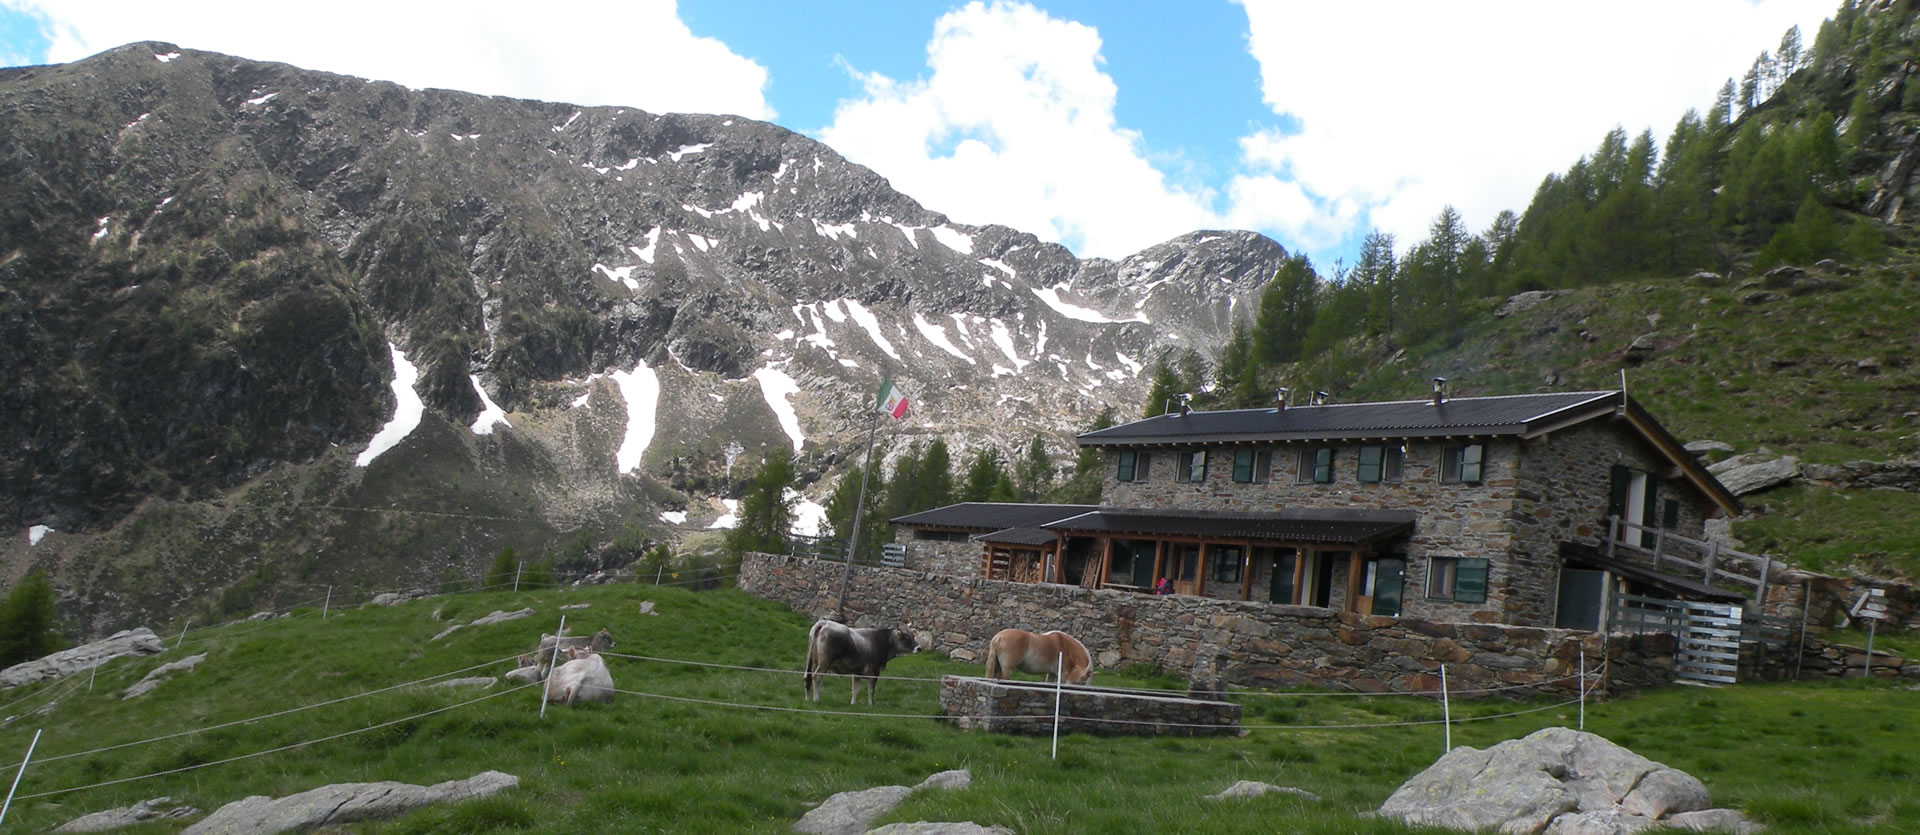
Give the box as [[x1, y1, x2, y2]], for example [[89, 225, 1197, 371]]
[[0, 42, 1287, 635]]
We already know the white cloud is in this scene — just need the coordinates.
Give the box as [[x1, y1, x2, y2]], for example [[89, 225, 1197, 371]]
[[819, 0, 1217, 259], [13, 0, 774, 119], [1235, 0, 1839, 253]]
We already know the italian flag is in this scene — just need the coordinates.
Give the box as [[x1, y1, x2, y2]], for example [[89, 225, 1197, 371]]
[[876, 378, 910, 419]]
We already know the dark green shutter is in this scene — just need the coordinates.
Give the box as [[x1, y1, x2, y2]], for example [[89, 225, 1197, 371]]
[[1607, 465, 1631, 519], [1461, 444, 1483, 482], [1358, 447, 1383, 482], [1373, 558, 1405, 616], [1662, 498, 1681, 529], [1455, 559, 1489, 603], [1232, 449, 1254, 483], [1117, 452, 1135, 481], [1314, 448, 1333, 483]]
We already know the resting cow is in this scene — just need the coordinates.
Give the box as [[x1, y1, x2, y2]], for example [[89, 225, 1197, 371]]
[[526, 628, 616, 676], [543, 647, 614, 705], [984, 628, 1093, 685], [803, 619, 920, 704]]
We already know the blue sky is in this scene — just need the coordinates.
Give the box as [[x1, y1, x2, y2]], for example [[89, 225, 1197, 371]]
[[0, 0, 1839, 270]]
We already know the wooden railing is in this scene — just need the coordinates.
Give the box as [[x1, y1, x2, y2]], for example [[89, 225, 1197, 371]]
[[1604, 517, 1772, 602]]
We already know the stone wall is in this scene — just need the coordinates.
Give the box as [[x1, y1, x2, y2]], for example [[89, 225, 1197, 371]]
[[740, 552, 1675, 698], [897, 534, 979, 576], [940, 676, 1242, 736]]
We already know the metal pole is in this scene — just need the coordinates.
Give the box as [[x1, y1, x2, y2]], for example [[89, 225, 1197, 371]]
[[514, 563, 523, 593], [175, 620, 189, 650], [1051, 652, 1064, 761], [0, 730, 42, 828], [1578, 650, 1586, 731], [1864, 619, 1877, 679], [322, 585, 332, 620], [1440, 664, 1451, 753], [837, 407, 884, 620], [88, 664, 96, 695], [540, 615, 567, 719], [655, 565, 663, 586], [1793, 578, 1810, 680]]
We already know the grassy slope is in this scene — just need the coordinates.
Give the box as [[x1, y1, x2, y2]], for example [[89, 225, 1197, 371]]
[[0, 584, 1913, 833], [1315, 263, 1920, 580]]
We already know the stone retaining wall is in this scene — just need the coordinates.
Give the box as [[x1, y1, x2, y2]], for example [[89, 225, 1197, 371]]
[[940, 676, 1241, 736], [740, 553, 1675, 697]]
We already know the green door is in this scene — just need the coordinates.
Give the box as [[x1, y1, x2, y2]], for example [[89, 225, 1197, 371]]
[[1372, 558, 1406, 617], [1268, 549, 1297, 604]]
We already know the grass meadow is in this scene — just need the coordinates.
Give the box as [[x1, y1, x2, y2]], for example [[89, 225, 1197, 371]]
[[0, 583, 1914, 833]]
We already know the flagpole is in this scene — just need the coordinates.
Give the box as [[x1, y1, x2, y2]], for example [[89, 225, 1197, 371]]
[[837, 403, 884, 621]]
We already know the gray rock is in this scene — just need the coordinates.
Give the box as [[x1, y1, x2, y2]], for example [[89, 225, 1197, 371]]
[[1708, 454, 1801, 496], [432, 608, 537, 641], [123, 653, 206, 700], [182, 770, 517, 834], [55, 796, 199, 832], [1544, 808, 1662, 834], [1625, 333, 1660, 355], [1377, 728, 1713, 834], [370, 593, 405, 607], [0, 628, 165, 689], [1740, 291, 1783, 305], [1686, 271, 1725, 286], [1666, 808, 1764, 833], [866, 824, 1013, 835], [1760, 265, 1807, 288], [794, 786, 914, 835], [1684, 440, 1733, 456], [796, 770, 974, 835], [1496, 290, 1564, 318], [1205, 780, 1320, 802]]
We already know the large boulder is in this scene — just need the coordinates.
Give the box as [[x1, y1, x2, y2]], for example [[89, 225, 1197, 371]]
[[182, 771, 517, 834], [0, 628, 165, 689], [1707, 453, 1801, 496], [1377, 727, 1757, 834], [793, 769, 972, 835]]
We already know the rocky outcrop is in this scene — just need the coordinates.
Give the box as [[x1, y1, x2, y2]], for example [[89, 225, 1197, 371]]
[[430, 608, 535, 641], [0, 628, 165, 689], [1377, 727, 1758, 834], [54, 797, 199, 832], [181, 770, 518, 834], [1707, 452, 1801, 496], [123, 653, 206, 699], [793, 769, 973, 835], [1204, 780, 1320, 802]]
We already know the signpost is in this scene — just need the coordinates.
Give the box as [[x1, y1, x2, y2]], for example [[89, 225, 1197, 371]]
[[1848, 588, 1888, 679]]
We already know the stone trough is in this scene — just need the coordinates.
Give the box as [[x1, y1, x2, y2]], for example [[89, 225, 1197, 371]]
[[939, 676, 1241, 737]]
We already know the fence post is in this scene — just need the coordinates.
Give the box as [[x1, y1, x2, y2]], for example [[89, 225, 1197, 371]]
[[1793, 579, 1810, 680], [322, 585, 333, 621], [175, 620, 189, 650], [655, 565, 663, 586], [1651, 528, 1665, 570], [0, 729, 42, 828], [540, 614, 567, 719], [1864, 618, 1878, 680], [514, 562, 524, 593], [1440, 664, 1451, 753], [1051, 652, 1064, 761], [1578, 650, 1586, 731]]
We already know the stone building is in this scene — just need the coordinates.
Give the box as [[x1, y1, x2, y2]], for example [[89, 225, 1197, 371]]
[[893, 387, 1744, 629]]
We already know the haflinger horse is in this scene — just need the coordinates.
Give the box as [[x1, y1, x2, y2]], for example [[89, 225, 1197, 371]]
[[983, 628, 1093, 685]]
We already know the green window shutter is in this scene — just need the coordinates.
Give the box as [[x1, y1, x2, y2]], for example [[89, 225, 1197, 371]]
[[1373, 558, 1405, 617], [1313, 448, 1333, 483], [1662, 498, 1681, 529], [1455, 558, 1489, 603], [1358, 447, 1383, 482], [1607, 465, 1631, 519], [1461, 444, 1483, 482], [1117, 451, 1135, 481], [1232, 449, 1254, 483]]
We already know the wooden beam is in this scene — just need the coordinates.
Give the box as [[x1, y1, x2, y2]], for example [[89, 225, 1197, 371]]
[[1098, 536, 1115, 589], [1292, 549, 1307, 605]]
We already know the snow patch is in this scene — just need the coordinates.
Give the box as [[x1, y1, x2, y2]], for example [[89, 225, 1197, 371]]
[[1113, 351, 1143, 376], [775, 329, 795, 341], [774, 159, 791, 181], [841, 299, 899, 360], [708, 499, 739, 529], [631, 228, 661, 264], [615, 158, 640, 171], [688, 234, 712, 252], [469, 376, 511, 435], [978, 258, 1015, 277], [356, 344, 424, 466], [28, 525, 51, 546], [912, 312, 975, 364], [790, 492, 826, 537], [592, 263, 639, 290], [1032, 285, 1147, 324], [987, 320, 1029, 372], [245, 92, 277, 106], [92, 217, 110, 243], [660, 511, 687, 524], [839, 358, 859, 367], [668, 143, 711, 161], [822, 300, 847, 324], [813, 219, 857, 241], [890, 222, 920, 248], [754, 367, 805, 452], [553, 111, 581, 132], [154, 52, 179, 63], [611, 361, 660, 474], [931, 225, 973, 254]]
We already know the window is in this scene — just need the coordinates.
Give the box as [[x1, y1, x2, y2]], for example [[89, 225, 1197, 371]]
[[1608, 465, 1657, 546], [1209, 546, 1244, 584], [1117, 451, 1152, 482], [1357, 446, 1404, 483], [1296, 448, 1334, 483], [1662, 498, 1680, 529], [1426, 557, 1488, 603], [1440, 444, 1484, 484], [1179, 449, 1208, 483], [1231, 448, 1273, 483]]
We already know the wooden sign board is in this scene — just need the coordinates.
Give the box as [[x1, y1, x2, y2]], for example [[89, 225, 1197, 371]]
[[1849, 588, 1889, 621]]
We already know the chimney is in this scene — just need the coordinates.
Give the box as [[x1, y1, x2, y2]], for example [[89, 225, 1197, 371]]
[[1177, 392, 1192, 417], [1275, 387, 1289, 412], [1431, 377, 1449, 406], [1311, 390, 1330, 406]]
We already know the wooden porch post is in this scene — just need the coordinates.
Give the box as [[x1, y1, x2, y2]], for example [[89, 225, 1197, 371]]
[[1292, 549, 1308, 604], [1098, 536, 1115, 588], [1346, 550, 1364, 613], [1150, 540, 1165, 587], [1240, 541, 1255, 601]]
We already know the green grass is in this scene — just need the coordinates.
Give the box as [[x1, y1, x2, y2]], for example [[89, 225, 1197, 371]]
[[0, 585, 1915, 832], [1735, 485, 1920, 580]]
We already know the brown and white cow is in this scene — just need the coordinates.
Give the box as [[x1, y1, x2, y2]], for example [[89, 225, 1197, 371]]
[[543, 646, 614, 705], [803, 619, 920, 704]]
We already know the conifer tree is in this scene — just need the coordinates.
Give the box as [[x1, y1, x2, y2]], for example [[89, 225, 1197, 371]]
[[1073, 407, 1117, 477], [1251, 254, 1317, 364], [825, 464, 887, 563], [1016, 435, 1055, 502], [919, 439, 956, 511], [1141, 357, 1184, 419], [960, 448, 1008, 502], [728, 449, 796, 555], [0, 572, 60, 666]]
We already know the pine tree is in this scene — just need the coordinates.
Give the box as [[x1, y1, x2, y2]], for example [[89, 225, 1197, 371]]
[[728, 449, 797, 555], [1777, 26, 1804, 79], [824, 465, 887, 563], [1357, 231, 1397, 336], [1017, 435, 1055, 502], [485, 547, 518, 589], [1251, 254, 1318, 364], [1141, 357, 1184, 419], [960, 448, 1008, 502], [920, 439, 956, 511], [0, 572, 60, 666], [1073, 407, 1117, 477], [1212, 320, 1253, 396]]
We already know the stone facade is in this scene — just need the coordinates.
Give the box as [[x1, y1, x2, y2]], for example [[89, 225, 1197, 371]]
[[897, 534, 979, 576], [740, 552, 1676, 698], [940, 675, 1242, 736]]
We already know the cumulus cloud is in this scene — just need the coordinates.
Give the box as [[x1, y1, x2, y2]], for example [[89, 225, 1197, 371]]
[[1235, 0, 1839, 251], [819, 0, 1219, 259], [7, 0, 774, 119]]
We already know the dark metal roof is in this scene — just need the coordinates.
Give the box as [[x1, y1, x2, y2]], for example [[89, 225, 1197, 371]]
[[890, 502, 1096, 529], [1560, 543, 1745, 601], [1077, 390, 1620, 446], [1043, 507, 1415, 545], [974, 526, 1059, 546]]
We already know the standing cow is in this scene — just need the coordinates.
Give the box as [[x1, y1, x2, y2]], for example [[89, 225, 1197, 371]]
[[803, 619, 920, 704]]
